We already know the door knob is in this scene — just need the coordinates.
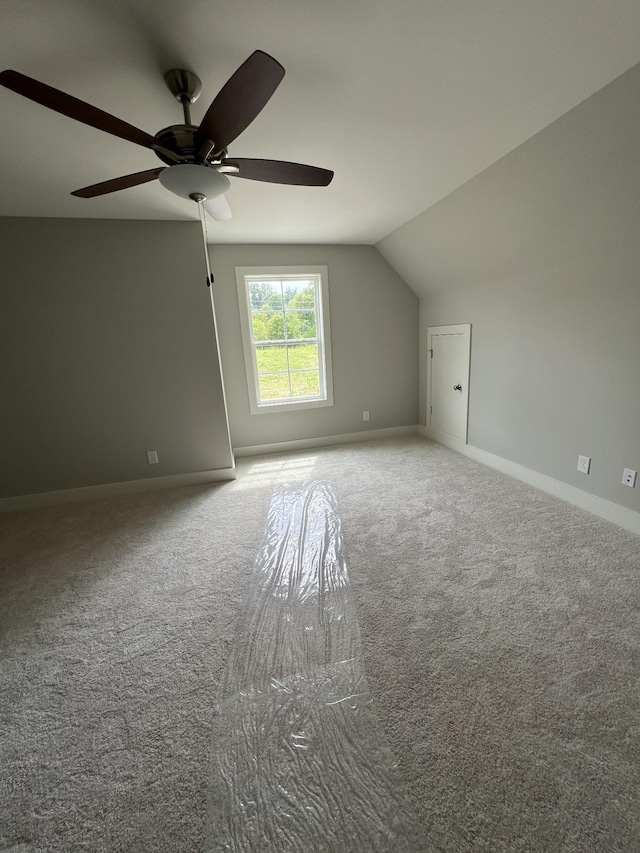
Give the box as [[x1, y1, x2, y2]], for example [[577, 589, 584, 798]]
[[453, 384, 462, 391]]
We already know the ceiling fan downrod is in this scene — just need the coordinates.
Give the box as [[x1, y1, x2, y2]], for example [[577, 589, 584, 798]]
[[164, 68, 202, 125]]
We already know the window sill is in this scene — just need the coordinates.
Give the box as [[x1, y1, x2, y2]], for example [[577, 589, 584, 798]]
[[250, 396, 334, 415]]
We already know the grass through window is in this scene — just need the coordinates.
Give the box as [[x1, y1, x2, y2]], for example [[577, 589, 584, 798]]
[[256, 343, 320, 399]]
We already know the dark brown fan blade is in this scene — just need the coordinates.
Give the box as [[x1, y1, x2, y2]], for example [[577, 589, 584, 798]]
[[71, 168, 165, 198], [0, 70, 159, 149], [222, 158, 333, 186], [196, 51, 285, 152]]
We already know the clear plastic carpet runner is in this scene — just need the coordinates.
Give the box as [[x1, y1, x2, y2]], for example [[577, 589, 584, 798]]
[[206, 481, 421, 851]]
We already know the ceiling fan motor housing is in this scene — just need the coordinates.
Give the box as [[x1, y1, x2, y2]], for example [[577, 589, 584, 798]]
[[154, 124, 201, 165]]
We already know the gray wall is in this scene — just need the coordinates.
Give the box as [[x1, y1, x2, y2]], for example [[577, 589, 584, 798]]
[[208, 244, 419, 449], [378, 62, 640, 513], [0, 218, 233, 498]]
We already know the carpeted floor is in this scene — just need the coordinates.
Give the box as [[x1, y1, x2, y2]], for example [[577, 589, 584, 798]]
[[1, 436, 639, 852]]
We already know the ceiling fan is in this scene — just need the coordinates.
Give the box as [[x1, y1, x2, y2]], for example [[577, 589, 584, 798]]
[[0, 50, 334, 220]]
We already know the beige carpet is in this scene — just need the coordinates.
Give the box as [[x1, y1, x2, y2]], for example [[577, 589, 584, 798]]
[[1, 436, 639, 852]]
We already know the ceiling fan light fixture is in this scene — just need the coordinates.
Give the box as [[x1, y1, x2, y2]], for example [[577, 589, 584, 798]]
[[158, 163, 230, 201]]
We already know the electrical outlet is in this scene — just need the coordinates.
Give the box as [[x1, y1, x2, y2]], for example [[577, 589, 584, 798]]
[[147, 450, 159, 464], [362, 411, 370, 422], [622, 468, 637, 488], [577, 455, 591, 474]]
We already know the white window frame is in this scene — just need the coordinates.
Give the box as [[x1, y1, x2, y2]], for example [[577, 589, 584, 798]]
[[235, 265, 334, 414]]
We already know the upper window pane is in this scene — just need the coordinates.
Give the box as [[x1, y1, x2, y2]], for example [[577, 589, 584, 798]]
[[252, 311, 286, 341], [249, 281, 283, 311], [285, 310, 316, 340], [284, 280, 314, 308], [251, 312, 269, 341]]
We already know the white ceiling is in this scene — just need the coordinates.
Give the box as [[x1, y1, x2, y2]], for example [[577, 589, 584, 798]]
[[2, 0, 640, 244]]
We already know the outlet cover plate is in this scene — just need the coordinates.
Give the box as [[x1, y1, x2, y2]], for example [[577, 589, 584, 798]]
[[577, 455, 591, 474], [622, 468, 637, 487], [147, 450, 159, 464]]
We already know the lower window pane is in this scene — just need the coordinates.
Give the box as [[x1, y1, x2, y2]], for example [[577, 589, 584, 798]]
[[256, 345, 287, 374], [287, 343, 319, 370], [258, 373, 291, 400], [290, 371, 320, 397]]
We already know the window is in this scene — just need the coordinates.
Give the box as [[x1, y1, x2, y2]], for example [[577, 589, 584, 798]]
[[236, 266, 333, 413]]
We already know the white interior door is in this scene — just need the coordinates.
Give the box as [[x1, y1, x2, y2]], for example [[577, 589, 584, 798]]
[[427, 324, 471, 442]]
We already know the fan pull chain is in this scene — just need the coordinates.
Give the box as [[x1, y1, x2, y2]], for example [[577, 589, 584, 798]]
[[196, 197, 214, 288]]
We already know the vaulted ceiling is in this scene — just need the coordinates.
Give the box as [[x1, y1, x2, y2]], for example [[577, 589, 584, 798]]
[[2, 0, 640, 243]]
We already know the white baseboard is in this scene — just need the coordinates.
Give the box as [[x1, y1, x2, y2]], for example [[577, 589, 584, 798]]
[[0, 467, 237, 513], [419, 426, 640, 536], [233, 425, 419, 458]]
